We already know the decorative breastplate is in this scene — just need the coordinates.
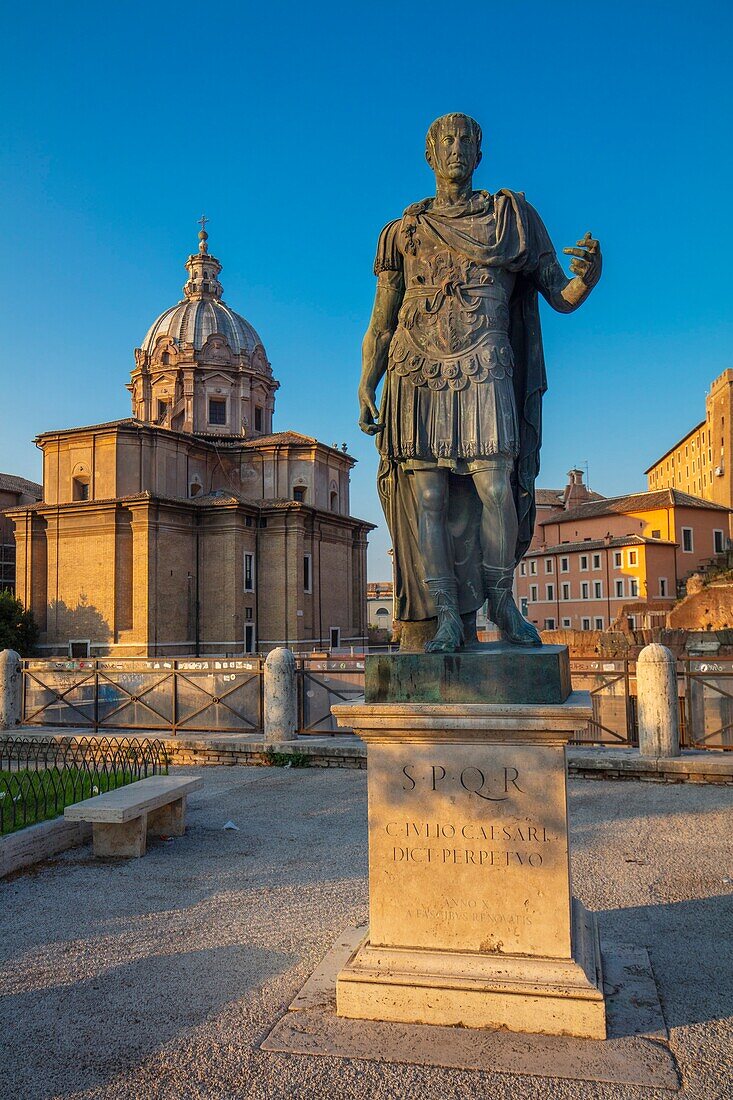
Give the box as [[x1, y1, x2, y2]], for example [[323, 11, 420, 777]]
[[389, 239, 514, 392]]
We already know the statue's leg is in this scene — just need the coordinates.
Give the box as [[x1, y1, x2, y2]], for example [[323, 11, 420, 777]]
[[412, 468, 463, 653], [472, 460, 541, 647]]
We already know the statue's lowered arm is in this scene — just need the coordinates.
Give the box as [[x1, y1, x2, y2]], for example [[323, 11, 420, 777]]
[[358, 271, 404, 437]]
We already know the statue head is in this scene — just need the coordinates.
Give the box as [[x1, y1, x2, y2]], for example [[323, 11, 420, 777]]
[[425, 113, 482, 182]]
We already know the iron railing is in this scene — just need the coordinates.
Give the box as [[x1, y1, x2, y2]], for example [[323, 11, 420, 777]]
[[22, 657, 264, 734], [296, 656, 365, 735], [17, 653, 733, 750], [0, 734, 169, 835]]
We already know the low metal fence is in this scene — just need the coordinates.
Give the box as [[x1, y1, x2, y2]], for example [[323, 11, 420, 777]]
[[17, 653, 733, 749], [569, 659, 637, 746], [22, 657, 264, 734], [296, 656, 365, 735], [682, 658, 733, 750], [0, 734, 168, 835]]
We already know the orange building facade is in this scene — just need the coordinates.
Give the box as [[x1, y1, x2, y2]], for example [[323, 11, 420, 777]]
[[515, 482, 730, 631]]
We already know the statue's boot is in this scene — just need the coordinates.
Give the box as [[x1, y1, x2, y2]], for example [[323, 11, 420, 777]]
[[483, 565, 542, 647], [424, 577, 464, 653], [461, 610, 479, 647]]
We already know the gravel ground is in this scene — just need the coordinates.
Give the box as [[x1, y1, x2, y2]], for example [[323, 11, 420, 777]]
[[2, 766, 732, 1100]]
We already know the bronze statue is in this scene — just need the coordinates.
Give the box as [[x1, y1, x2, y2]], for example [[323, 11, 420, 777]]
[[358, 113, 602, 653]]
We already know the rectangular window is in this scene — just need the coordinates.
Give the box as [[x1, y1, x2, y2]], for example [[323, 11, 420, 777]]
[[69, 640, 91, 658], [681, 527, 694, 553], [245, 606, 253, 621], [544, 618, 556, 630], [581, 582, 589, 599], [562, 617, 571, 628], [245, 624, 255, 654], [581, 617, 591, 630], [561, 582, 570, 600], [651, 529, 661, 539], [659, 578, 667, 597], [303, 553, 312, 593], [630, 578, 639, 597], [560, 557, 569, 573], [592, 553, 601, 570], [529, 561, 537, 575], [594, 617, 604, 630], [546, 583, 555, 601], [244, 552, 255, 592], [520, 562, 526, 576], [254, 406, 263, 432], [545, 558, 553, 574], [329, 627, 341, 649], [615, 579, 624, 598], [613, 551, 622, 568], [157, 400, 169, 422], [628, 550, 638, 566], [530, 584, 538, 601], [208, 398, 227, 425], [579, 555, 588, 571], [594, 581, 602, 599], [628, 615, 637, 630], [714, 529, 725, 554]]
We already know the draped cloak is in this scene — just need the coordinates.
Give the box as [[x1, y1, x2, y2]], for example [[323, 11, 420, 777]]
[[375, 189, 555, 622]]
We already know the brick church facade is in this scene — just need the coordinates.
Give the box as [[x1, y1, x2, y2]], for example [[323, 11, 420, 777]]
[[9, 227, 372, 656]]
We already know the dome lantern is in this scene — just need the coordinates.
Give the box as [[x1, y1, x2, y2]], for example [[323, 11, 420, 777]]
[[128, 223, 279, 437]]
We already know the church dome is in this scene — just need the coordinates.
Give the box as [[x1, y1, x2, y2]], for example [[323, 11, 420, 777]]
[[129, 223, 278, 437], [141, 298, 263, 356], [138, 222, 266, 362]]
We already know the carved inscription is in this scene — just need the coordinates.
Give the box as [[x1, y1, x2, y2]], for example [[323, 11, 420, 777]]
[[384, 762, 555, 872]]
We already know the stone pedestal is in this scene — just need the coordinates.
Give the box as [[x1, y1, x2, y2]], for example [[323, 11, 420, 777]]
[[332, 652, 606, 1039]]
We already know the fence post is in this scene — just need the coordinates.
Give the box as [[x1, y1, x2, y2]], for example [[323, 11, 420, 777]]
[[0, 649, 22, 730], [263, 648, 297, 742], [636, 643, 680, 758]]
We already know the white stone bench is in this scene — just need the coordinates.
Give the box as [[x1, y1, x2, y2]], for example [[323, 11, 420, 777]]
[[64, 775, 203, 858]]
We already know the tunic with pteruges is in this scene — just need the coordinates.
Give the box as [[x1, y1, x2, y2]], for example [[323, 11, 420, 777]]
[[375, 189, 553, 471]]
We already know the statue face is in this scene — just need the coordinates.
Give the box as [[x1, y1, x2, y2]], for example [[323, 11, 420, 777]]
[[429, 117, 480, 182]]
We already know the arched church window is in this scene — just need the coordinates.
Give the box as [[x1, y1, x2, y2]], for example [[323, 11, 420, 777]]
[[162, 352, 170, 364], [330, 490, 338, 512]]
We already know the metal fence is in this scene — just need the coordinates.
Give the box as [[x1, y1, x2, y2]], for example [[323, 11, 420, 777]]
[[0, 733, 169, 835], [22, 657, 264, 734], [297, 656, 366, 734], [18, 653, 733, 750]]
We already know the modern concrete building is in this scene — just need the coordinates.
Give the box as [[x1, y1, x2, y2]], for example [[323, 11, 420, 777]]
[[8, 228, 373, 656]]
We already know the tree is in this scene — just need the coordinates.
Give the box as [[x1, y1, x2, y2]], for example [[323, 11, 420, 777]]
[[0, 590, 39, 655]]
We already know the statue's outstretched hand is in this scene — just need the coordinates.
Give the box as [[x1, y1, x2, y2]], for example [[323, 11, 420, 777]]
[[358, 387, 382, 435], [563, 232, 602, 289]]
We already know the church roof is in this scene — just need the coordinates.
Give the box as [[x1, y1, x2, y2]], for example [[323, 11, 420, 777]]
[[141, 297, 263, 356], [139, 225, 265, 357], [0, 472, 42, 497]]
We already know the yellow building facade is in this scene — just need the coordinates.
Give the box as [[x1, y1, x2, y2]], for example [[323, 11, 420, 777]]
[[9, 229, 373, 656], [646, 369, 733, 531]]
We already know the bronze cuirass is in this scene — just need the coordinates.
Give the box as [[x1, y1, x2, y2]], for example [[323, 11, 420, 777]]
[[388, 209, 516, 393]]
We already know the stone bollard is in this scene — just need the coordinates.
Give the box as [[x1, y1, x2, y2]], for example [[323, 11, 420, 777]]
[[263, 647, 297, 742], [0, 649, 22, 730], [636, 643, 680, 758]]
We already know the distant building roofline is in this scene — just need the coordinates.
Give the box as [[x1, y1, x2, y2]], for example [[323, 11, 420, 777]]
[[644, 420, 706, 474]]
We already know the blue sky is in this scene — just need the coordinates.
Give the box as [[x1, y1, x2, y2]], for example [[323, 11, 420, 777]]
[[2, 1, 732, 579]]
